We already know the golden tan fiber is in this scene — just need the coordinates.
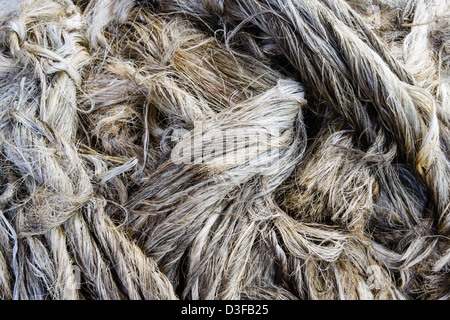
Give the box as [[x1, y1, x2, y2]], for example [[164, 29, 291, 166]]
[[0, 0, 448, 300]]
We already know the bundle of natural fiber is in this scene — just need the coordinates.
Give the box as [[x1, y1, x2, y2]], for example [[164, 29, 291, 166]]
[[0, 0, 448, 300]]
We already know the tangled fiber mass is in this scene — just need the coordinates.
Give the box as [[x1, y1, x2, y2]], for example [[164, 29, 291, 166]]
[[0, 0, 449, 300]]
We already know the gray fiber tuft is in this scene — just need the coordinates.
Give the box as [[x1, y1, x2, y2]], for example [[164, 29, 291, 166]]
[[0, 0, 449, 300]]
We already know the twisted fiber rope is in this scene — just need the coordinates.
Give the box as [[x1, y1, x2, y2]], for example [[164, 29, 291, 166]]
[[0, 0, 448, 299]]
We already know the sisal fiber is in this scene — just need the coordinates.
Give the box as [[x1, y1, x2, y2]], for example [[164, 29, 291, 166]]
[[0, 0, 449, 300]]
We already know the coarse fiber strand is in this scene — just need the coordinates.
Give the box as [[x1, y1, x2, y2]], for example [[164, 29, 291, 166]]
[[0, 0, 449, 300]]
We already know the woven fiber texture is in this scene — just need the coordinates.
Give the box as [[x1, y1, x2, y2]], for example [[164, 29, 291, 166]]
[[0, 0, 449, 300]]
